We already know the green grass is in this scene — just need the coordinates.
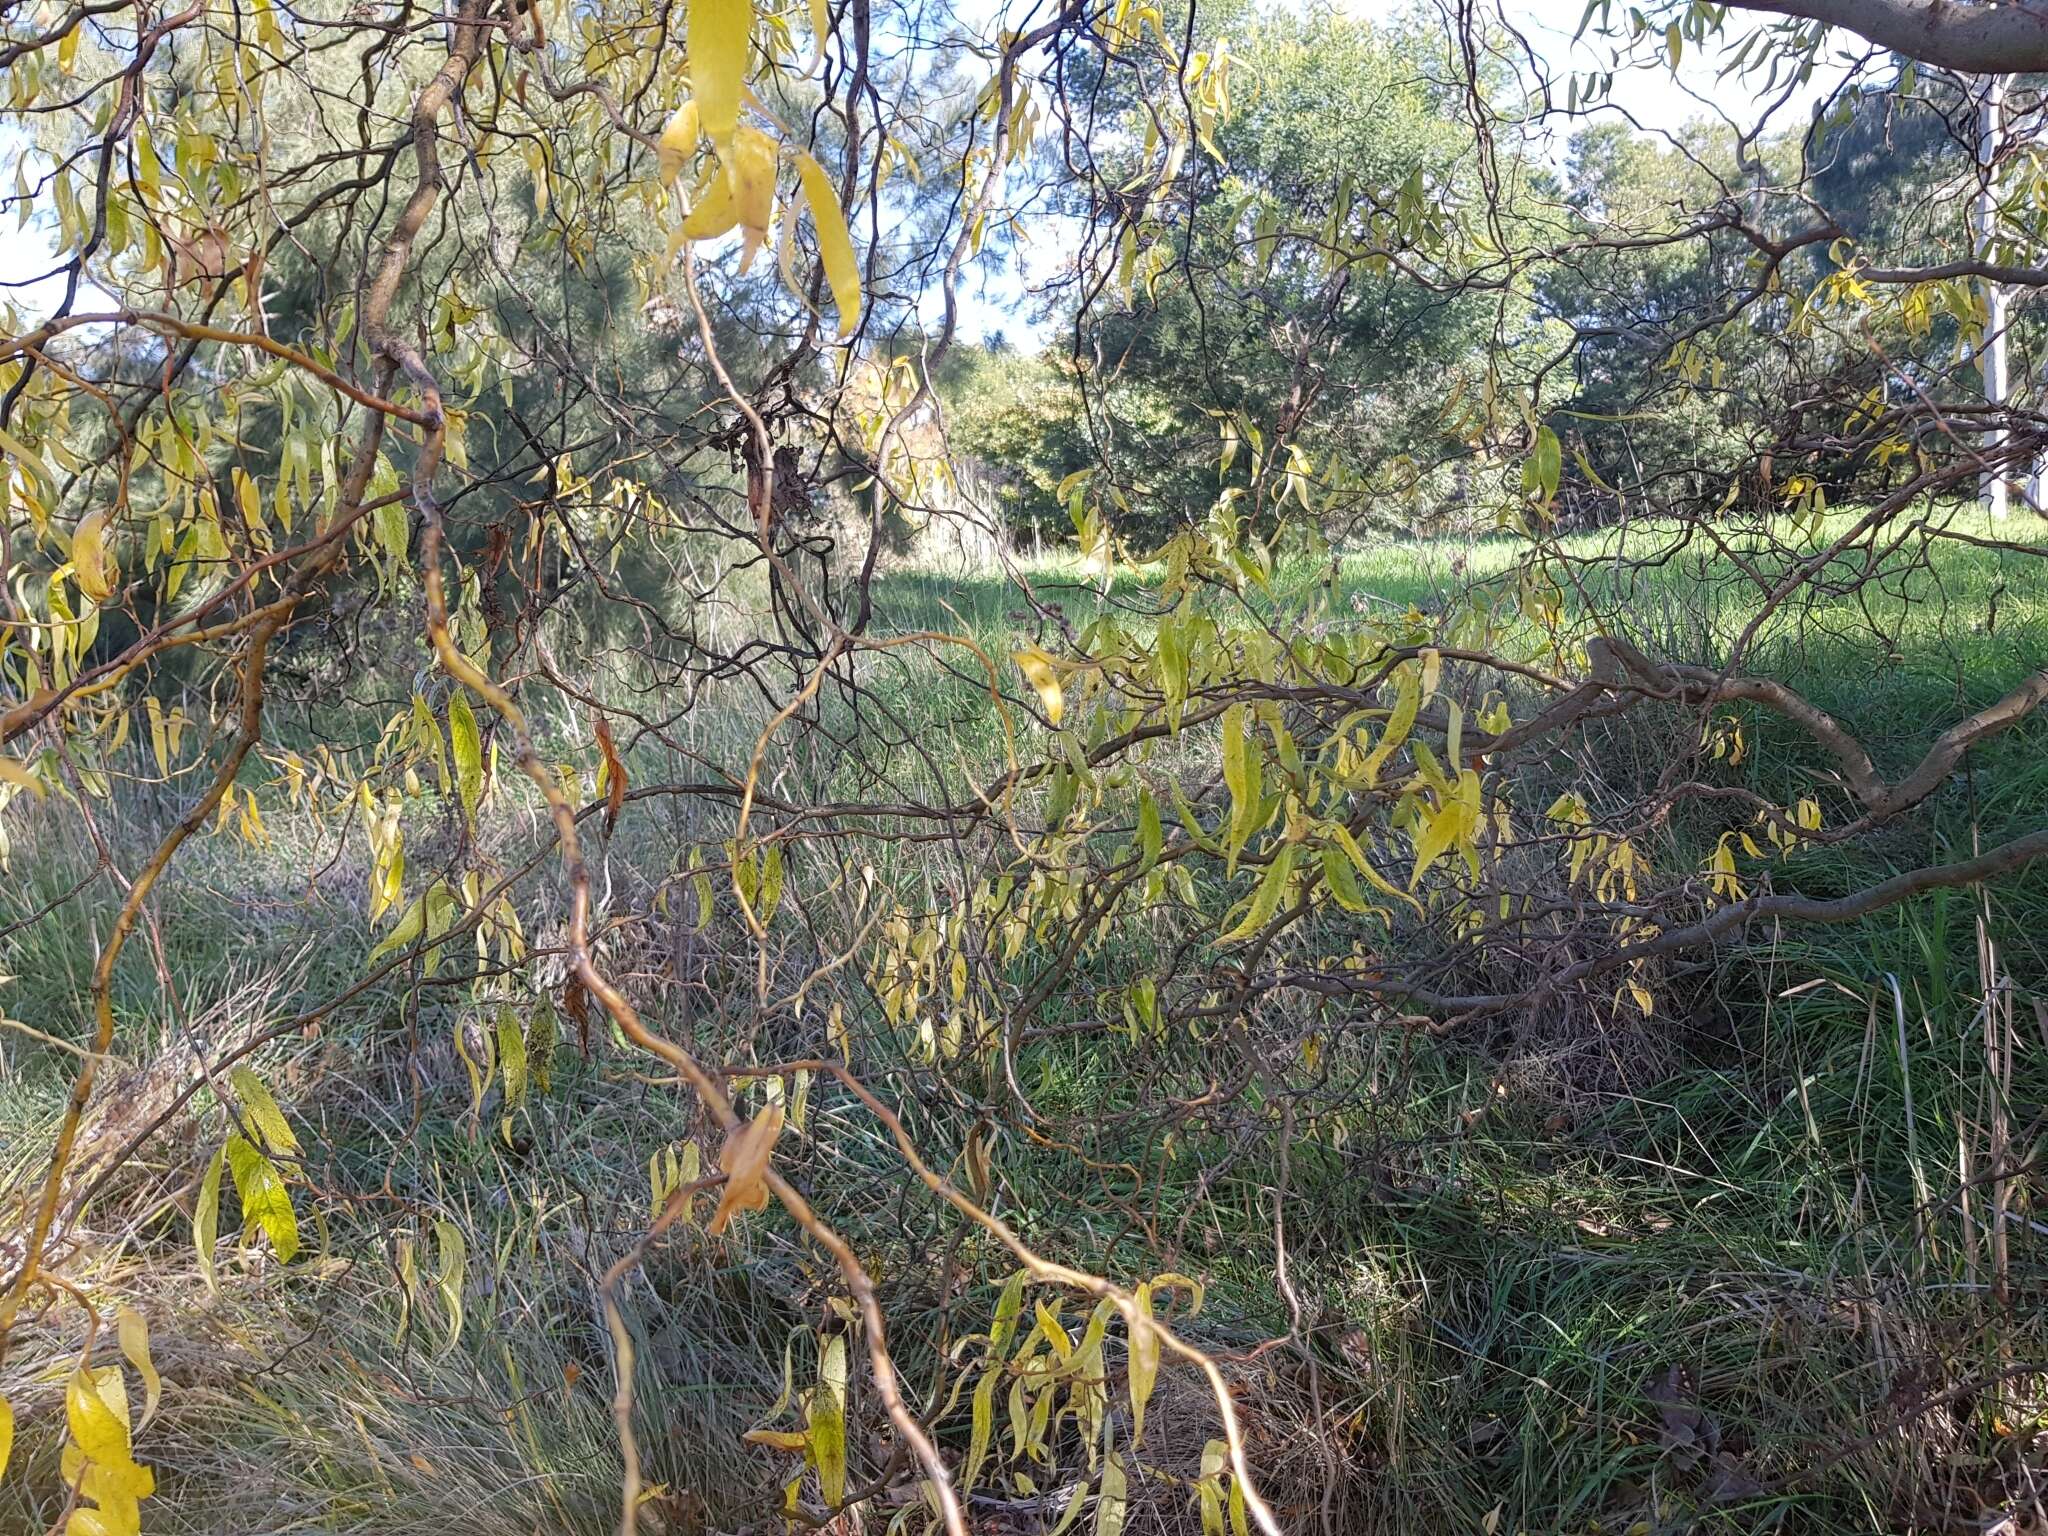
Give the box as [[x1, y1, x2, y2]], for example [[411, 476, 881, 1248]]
[[3, 505, 2044, 1534]]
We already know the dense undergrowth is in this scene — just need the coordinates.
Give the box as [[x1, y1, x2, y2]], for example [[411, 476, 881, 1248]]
[[2, 509, 2044, 1535]]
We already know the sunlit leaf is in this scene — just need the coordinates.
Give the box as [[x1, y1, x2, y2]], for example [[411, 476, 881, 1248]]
[[225, 1134, 299, 1262], [688, 0, 752, 145], [682, 171, 740, 239], [796, 151, 861, 337], [1011, 646, 1064, 725], [658, 99, 702, 185], [0, 758, 45, 798], [71, 510, 117, 602], [228, 1066, 299, 1156]]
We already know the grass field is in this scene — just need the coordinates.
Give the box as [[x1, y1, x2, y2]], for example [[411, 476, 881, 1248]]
[[2, 505, 2044, 1534]]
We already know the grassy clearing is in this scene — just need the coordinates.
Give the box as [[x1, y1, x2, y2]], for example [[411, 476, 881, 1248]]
[[3, 508, 2044, 1534]]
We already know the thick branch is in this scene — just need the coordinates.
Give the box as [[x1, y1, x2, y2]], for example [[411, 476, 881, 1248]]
[[1598, 637, 2048, 825], [1731, 0, 2048, 74]]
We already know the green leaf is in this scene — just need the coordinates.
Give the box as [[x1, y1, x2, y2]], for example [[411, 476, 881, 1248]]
[[1135, 786, 1163, 872], [808, 1332, 849, 1505], [1220, 705, 1264, 876], [1359, 664, 1419, 786], [368, 888, 423, 962], [1126, 1283, 1160, 1449], [526, 998, 558, 1094], [1531, 424, 1561, 502], [433, 1218, 466, 1350], [225, 1134, 298, 1263], [1217, 843, 1295, 946], [1320, 844, 1372, 913], [757, 843, 785, 926], [228, 1066, 298, 1155], [1170, 781, 1221, 855], [496, 1002, 527, 1139], [193, 1143, 225, 1290], [449, 692, 483, 826]]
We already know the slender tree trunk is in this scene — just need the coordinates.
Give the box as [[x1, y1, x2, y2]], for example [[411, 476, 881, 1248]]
[[1978, 73, 2010, 519]]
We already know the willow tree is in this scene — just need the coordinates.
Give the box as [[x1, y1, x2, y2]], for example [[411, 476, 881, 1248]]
[[1, 0, 2045, 1531]]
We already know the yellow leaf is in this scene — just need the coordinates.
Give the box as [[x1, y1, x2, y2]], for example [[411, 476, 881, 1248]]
[[1360, 663, 1419, 786], [681, 171, 740, 240], [0, 1392, 13, 1481], [796, 151, 861, 337], [433, 1217, 466, 1349], [729, 125, 777, 272], [0, 756, 45, 797], [1327, 824, 1424, 915], [1408, 801, 1462, 890], [708, 1101, 785, 1234], [658, 99, 701, 185], [368, 887, 427, 963], [687, 0, 752, 145], [66, 1366, 129, 1470], [115, 1307, 161, 1433], [72, 510, 117, 602], [1010, 646, 1063, 725]]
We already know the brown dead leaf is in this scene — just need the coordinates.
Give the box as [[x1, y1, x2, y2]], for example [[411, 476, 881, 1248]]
[[707, 1102, 785, 1234]]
